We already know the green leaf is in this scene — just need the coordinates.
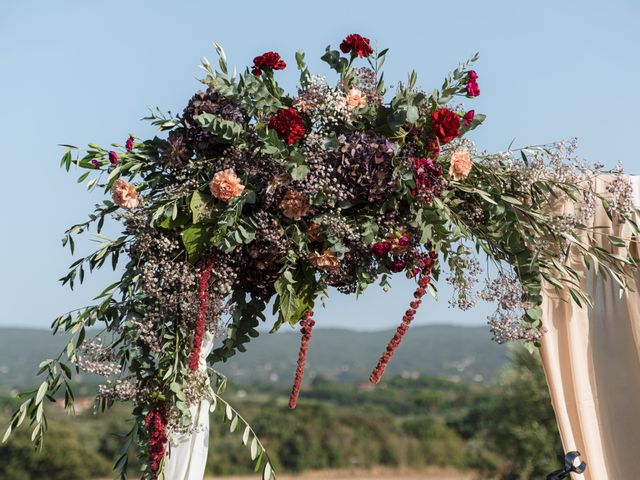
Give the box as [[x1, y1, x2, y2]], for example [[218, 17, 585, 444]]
[[194, 113, 245, 142], [181, 224, 210, 263], [263, 462, 272, 480], [190, 191, 215, 224]]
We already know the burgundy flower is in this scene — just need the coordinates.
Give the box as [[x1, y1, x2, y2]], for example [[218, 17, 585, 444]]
[[289, 311, 315, 409], [464, 110, 475, 127], [390, 260, 406, 273], [91, 159, 99, 168], [144, 406, 168, 478], [252, 51, 286, 76], [369, 252, 436, 384], [398, 236, 410, 247], [108, 150, 119, 166], [339, 34, 373, 58], [125, 136, 134, 152], [189, 259, 214, 371], [468, 70, 478, 81], [431, 109, 460, 144], [268, 108, 305, 145], [412, 157, 445, 203], [371, 241, 392, 257], [467, 79, 480, 97]]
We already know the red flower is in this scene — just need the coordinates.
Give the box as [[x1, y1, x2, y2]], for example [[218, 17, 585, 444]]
[[398, 236, 410, 247], [268, 108, 305, 145], [144, 406, 168, 478], [189, 259, 214, 371], [466, 80, 480, 97], [371, 241, 392, 257], [108, 150, 119, 166], [125, 136, 134, 152], [252, 51, 286, 76], [468, 70, 478, 81], [289, 311, 315, 409], [369, 250, 437, 384], [431, 109, 461, 143], [339, 34, 373, 58], [390, 260, 406, 273], [464, 110, 475, 127]]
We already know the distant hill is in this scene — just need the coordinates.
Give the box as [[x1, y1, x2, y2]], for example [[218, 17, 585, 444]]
[[0, 325, 508, 391]]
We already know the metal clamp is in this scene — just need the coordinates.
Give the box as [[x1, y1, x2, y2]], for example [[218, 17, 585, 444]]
[[546, 451, 587, 479]]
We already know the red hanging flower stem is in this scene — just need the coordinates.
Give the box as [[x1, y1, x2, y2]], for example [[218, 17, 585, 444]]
[[189, 258, 214, 371], [288, 311, 315, 409], [144, 405, 168, 479], [369, 256, 435, 384]]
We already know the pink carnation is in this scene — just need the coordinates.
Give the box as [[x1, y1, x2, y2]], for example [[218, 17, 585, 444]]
[[210, 169, 245, 202], [111, 178, 139, 209]]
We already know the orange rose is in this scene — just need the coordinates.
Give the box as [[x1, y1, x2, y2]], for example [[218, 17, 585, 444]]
[[280, 190, 310, 220], [210, 169, 245, 202], [111, 178, 139, 209], [307, 223, 325, 242], [309, 250, 340, 270], [449, 148, 473, 181]]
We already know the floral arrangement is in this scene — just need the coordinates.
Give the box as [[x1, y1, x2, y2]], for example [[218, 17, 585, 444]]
[[3, 33, 638, 480]]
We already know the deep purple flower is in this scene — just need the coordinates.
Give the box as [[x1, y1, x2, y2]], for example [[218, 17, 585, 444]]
[[108, 150, 119, 166], [334, 132, 395, 203]]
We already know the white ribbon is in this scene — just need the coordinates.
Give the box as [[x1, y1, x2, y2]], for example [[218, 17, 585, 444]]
[[163, 332, 215, 480]]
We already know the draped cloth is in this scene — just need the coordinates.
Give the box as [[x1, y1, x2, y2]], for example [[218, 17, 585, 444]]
[[540, 175, 640, 479], [164, 332, 215, 480]]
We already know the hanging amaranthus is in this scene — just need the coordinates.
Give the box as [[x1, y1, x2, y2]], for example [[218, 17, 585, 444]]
[[288, 311, 315, 409], [189, 259, 214, 371], [369, 252, 436, 384], [144, 405, 168, 479]]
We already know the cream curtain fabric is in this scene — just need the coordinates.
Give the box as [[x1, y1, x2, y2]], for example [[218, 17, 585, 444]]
[[540, 175, 640, 479], [163, 332, 215, 480]]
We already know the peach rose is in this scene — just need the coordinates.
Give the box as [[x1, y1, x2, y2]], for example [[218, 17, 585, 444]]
[[111, 178, 139, 209], [309, 250, 340, 271], [280, 190, 310, 220], [449, 148, 473, 181], [345, 88, 367, 112], [210, 169, 245, 202], [307, 223, 325, 242]]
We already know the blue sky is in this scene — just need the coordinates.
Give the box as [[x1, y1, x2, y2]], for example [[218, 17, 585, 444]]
[[0, 0, 638, 331]]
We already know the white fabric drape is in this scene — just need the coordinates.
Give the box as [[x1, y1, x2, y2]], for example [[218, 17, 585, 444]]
[[164, 332, 215, 480], [540, 175, 640, 479]]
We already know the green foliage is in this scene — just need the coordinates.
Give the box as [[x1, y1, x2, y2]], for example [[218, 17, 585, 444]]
[[0, 422, 111, 480]]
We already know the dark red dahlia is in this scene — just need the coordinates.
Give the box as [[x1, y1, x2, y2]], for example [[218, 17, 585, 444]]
[[431, 109, 461, 144], [252, 51, 286, 76], [371, 241, 392, 257], [340, 34, 373, 58], [268, 108, 305, 145]]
